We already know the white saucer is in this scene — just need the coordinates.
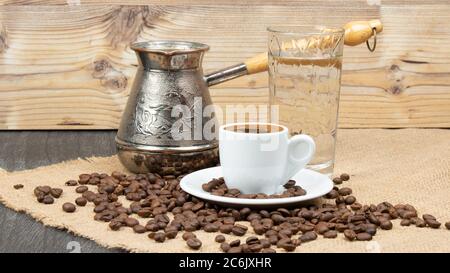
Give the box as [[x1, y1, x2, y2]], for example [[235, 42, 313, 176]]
[[180, 166, 333, 208]]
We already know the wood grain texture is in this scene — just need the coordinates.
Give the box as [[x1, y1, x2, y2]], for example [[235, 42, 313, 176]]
[[0, 0, 388, 6], [0, 131, 121, 253], [0, 1, 450, 129]]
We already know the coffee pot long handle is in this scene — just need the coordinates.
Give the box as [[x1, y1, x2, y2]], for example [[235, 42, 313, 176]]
[[205, 19, 382, 86]]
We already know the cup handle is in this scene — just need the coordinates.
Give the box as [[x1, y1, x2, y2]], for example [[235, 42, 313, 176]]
[[283, 134, 316, 183]]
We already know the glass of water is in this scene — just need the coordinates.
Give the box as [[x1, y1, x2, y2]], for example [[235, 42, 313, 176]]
[[268, 26, 344, 176]]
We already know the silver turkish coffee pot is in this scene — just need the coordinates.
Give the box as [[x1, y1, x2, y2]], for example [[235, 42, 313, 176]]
[[116, 40, 267, 175]]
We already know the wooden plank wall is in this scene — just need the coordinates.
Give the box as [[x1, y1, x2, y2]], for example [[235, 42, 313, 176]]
[[0, 0, 449, 129]]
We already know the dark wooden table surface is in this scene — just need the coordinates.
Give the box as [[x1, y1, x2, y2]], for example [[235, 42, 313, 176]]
[[0, 131, 124, 253]]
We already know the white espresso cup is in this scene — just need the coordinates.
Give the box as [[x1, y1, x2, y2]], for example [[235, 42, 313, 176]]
[[219, 122, 315, 195]]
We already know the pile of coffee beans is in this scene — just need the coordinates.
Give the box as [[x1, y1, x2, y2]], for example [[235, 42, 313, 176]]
[[33, 171, 449, 253], [34, 185, 63, 204], [132, 150, 219, 177], [202, 177, 306, 199], [219, 236, 276, 253]]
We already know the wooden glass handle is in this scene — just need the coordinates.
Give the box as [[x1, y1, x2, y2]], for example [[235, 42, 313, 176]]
[[244, 20, 383, 75]]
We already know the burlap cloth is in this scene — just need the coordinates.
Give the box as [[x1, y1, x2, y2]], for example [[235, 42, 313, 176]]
[[0, 129, 449, 253]]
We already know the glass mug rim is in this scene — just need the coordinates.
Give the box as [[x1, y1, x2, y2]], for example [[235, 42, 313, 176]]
[[267, 25, 345, 36], [220, 122, 288, 136]]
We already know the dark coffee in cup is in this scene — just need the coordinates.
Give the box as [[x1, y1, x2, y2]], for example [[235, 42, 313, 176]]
[[224, 123, 283, 134]]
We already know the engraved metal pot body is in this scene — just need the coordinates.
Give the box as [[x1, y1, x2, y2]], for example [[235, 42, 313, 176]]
[[116, 41, 247, 175]]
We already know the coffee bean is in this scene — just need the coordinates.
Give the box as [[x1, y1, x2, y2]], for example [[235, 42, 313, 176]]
[[300, 231, 318, 242], [75, 197, 87, 206], [204, 223, 220, 232], [153, 232, 166, 243], [278, 229, 292, 239], [356, 232, 372, 241], [246, 236, 259, 245], [335, 196, 345, 205], [340, 173, 350, 181], [13, 184, 24, 190], [186, 238, 202, 250], [220, 242, 231, 252], [350, 202, 362, 211], [299, 224, 315, 233], [215, 235, 225, 243], [325, 190, 339, 199], [268, 235, 278, 245], [182, 222, 196, 232], [323, 230, 338, 238], [345, 196, 356, 205], [414, 218, 425, 227], [75, 186, 88, 194], [137, 208, 152, 218], [422, 214, 436, 221], [109, 220, 122, 231], [338, 187, 352, 196], [62, 202, 76, 213], [271, 214, 286, 224], [277, 238, 296, 252], [231, 224, 247, 236], [253, 224, 266, 235], [228, 246, 242, 253], [125, 217, 139, 227], [401, 210, 418, 219], [380, 220, 393, 230], [335, 223, 348, 232], [315, 223, 329, 234], [165, 226, 178, 239], [35, 192, 46, 203], [367, 213, 381, 226], [260, 238, 271, 248], [36, 186, 51, 195], [248, 243, 263, 253], [133, 225, 146, 234], [426, 219, 441, 229], [229, 239, 240, 247], [103, 185, 115, 194], [320, 212, 334, 222], [261, 248, 276, 253], [265, 230, 278, 237], [182, 232, 196, 241], [284, 180, 296, 188], [219, 224, 233, 234], [50, 188, 63, 198], [344, 229, 356, 241], [445, 222, 450, 230], [153, 207, 167, 215], [349, 214, 366, 223], [240, 208, 251, 217], [82, 191, 96, 201], [78, 174, 91, 184], [332, 177, 343, 185], [42, 195, 54, 204], [400, 219, 410, 226], [277, 208, 291, 217], [65, 180, 78, 186]]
